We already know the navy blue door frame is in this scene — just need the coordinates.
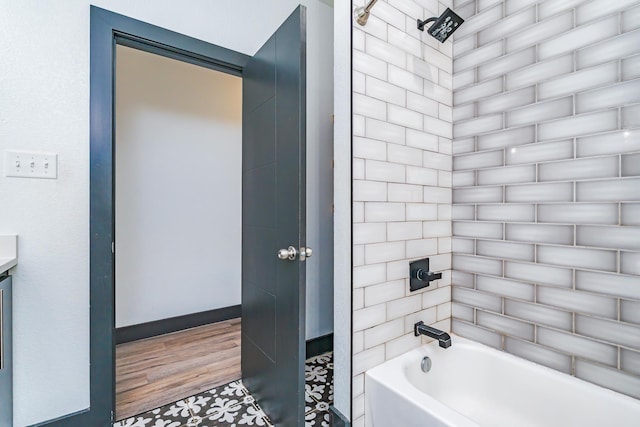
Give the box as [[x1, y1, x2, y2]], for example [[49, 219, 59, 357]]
[[33, 7, 249, 426]]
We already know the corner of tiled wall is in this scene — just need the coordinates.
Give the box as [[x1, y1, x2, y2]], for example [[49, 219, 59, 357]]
[[351, 0, 454, 424], [451, 0, 640, 399]]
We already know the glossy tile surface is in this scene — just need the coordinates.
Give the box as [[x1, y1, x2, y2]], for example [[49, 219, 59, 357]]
[[351, 2, 456, 423], [451, 0, 640, 401]]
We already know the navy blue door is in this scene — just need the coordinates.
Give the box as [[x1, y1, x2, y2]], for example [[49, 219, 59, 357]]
[[241, 6, 306, 426]]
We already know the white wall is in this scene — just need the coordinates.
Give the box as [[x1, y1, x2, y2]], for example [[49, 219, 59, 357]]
[[332, 0, 352, 418], [115, 45, 242, 327], [0, 1, 333, 425], [451, 0, 640, 399], [350, 0, 454, 424], [306, 2, 335, 340]]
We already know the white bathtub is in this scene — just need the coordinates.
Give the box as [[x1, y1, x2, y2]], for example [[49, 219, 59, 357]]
[[365, 334, 640, 427]]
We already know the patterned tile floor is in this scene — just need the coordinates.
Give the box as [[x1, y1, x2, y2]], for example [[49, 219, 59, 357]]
[[304, 352, 334, 426], [114, 352, 333, 427]]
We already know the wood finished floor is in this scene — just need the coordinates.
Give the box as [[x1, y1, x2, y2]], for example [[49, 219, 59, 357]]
[[115, 318, 241, 421]]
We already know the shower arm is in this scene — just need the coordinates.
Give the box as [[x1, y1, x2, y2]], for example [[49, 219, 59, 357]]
[[362, 0, 378, 14], [417, 16, 438, 31], [354, 0, 379, 26]]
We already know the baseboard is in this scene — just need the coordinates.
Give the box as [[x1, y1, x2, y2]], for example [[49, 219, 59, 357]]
[[116, 305, 241, 344], [330, 406, 350, 427], [306, 333, 334, 358]]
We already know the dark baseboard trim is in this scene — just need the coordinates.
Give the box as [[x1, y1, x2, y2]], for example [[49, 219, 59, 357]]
[[306, 333, 334, 358], [330, 406, 350, 427], [116, 305, 241, 344]]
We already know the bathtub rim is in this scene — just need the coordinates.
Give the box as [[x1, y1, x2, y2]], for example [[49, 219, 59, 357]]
[[364, 333, 640, 426]]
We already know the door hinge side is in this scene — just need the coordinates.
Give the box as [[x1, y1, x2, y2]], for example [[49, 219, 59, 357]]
[[112, 242, 115, 254]]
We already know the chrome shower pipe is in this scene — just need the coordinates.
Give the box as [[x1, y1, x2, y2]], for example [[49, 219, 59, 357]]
[[354, 0, 379, 26]]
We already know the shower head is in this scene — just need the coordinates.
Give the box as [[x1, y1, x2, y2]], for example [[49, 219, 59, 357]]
[[417, 8, 464, 43], [354, 0, 379, 26]]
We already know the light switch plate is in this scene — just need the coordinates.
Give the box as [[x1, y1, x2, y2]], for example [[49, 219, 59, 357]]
[[4, 150, 58, 179]]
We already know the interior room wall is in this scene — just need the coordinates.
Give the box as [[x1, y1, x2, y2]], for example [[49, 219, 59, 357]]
[[451, 0, 640, 399], [115, 45, 242, 327], [351, 0, 454, 424], [306, 1, 335, 341], [0, 1, 333, 424], [332, 0, 352, 418]]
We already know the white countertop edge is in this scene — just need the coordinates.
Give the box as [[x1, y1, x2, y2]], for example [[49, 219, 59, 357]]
[[0, 235, 18, 275], [0, 258, 17, 275]]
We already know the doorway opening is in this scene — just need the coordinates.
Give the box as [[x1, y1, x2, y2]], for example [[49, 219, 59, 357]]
[[113, 44, 244, 420], [85, 6, 336, 427]]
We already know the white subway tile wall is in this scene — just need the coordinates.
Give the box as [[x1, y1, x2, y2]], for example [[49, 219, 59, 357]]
[[352, 0, 454, 424], [451, 0, 640, 400]]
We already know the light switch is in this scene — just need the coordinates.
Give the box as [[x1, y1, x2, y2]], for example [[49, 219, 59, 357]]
[[4, 150, 58, 179]]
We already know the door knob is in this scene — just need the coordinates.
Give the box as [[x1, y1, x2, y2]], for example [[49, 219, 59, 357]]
[[278, 246, 298, 260], [300, 247, 313, 261], [277, 246, 313, 261]]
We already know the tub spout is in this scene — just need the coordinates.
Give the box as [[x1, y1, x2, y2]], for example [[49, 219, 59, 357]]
[[414, 321, 451, 348]]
